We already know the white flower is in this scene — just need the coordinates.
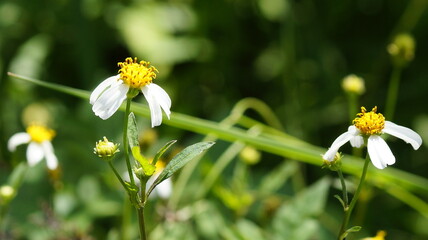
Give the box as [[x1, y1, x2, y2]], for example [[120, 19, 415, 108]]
[[146, 170, 172, 200], [323, 107, 422, 169], [8, 125, 58, 170], [90, 57, 171, 127]]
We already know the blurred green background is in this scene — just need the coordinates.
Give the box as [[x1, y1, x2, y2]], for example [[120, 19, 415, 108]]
[[1, 0, 428, 239]]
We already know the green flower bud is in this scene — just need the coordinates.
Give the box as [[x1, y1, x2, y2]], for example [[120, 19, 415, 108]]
[[0, 185, 16, 205], [322, 152, 342, 172], [94, 137, 120, 161], [239, 146, 261, 165], [341, 74, 365, 95], [387, 33, 415, 68]]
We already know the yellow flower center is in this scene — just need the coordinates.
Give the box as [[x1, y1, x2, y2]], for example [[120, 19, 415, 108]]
[[155, 160, 166, 174], [118, 57, 158, 89], [352, 106, 385, 135], [26, 125, 56, 143]]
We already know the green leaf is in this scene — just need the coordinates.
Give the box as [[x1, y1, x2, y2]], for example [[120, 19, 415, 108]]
[[271, 177, 331, 240], [334, 194, 346, 210], [152, 140, 177, 166], [127, 112, 139, 149], [131, 146, 155, 176], [340, 226, 362, 240], [146, 141, 215, 198]]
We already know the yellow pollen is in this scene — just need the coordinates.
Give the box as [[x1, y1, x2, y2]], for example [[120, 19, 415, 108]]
[[26, 125, 56, 143], [352, 106, 385, 135], [118, 57, 158, 89]]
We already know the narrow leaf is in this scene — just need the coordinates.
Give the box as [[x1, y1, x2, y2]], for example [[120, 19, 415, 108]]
[[127, 112, 139, 149], [334, 194, 346, 210], [152, 140, 177, 166], [146, 141, 215, 197], [131, 146, 155, 176]]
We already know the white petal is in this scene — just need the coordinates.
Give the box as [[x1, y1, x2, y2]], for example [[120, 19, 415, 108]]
[[42, 141, 58, 170], [367, 135, 395, 169], [26, 142, 45, 167], [8, 133, 31, 151], [146, 83, 171, 118], [142, 85, 163, 127], [90, 75, 119, 104], [145, 173, 172, 199], [350, 135, 364, 148], [92, 81, 128, 120], [322, 126, 357, 161], [383, 121, 422, 150], [155, 178, 172, 199]]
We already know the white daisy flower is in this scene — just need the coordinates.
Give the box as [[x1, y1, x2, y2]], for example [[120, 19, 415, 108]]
[[323, 107, 422, 169], [8, 125, 58, 170], [90, 57, 171, 127]]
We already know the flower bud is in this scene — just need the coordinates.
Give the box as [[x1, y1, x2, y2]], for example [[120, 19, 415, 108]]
[[341, 74, 365, 95], [0, 185, 16, 205], [239, 146, 261, 165], [322, 152, 342, 172], [387, 33, 415, 68], [94, 137, 120, 161]]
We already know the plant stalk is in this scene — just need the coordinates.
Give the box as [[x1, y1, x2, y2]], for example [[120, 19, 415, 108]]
[[338, 154, 370, 240]]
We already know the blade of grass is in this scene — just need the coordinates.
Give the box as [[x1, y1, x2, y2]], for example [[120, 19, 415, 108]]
[[8, 73, 428, 199]]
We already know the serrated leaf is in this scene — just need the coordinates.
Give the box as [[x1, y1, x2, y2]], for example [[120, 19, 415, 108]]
[[152, 140, 177, 166], [146, 141, 215, 198], [127, 112, 139, 149]]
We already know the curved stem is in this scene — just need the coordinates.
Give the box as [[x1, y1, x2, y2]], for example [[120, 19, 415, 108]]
[[123, 98, 135, 186], [385, 67, 402, 121], [108, 162, 128, 190], [338, 154, 371, 240], [337, 169, 349, 207]]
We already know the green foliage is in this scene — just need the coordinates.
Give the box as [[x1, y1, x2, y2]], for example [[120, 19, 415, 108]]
[[2, 0, 428, 239], [146, 141, 215, 198], [271, 177, 331, 240]]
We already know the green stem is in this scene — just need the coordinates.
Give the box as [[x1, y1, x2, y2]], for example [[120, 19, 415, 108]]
[[338, 154, 371, 240], [138, 177, 148, 240], [108, 162, 128, 190], [347, 93, 358, 123], [123, 98, 135, 187], [385, 67, 402, 121], [137, 207, 147, 240], [337, 169, 349, 207]]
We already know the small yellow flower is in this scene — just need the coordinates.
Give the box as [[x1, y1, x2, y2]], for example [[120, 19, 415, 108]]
[[361, 230, 387, 240], [342, 74, 365, 95], [118, 57, 158, 89], [353, 107, 385, 135], [90, 57, 171, 127], [323, 107, 422, 169], [94, 137, 120, 160], [8, 124, 58, 169]]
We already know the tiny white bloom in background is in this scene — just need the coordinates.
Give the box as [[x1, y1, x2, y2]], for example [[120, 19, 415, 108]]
[[323, 107, 422, 169], [123, 160, 172, 199], [146, 160, 172, 199], [90, 57, 171, 127], [8, 124, 58, 170]]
